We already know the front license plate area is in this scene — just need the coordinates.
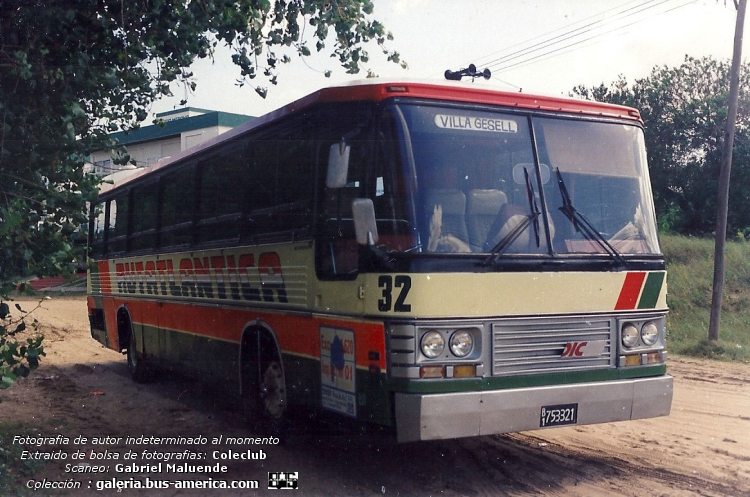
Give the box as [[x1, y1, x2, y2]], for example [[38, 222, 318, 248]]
[[540, 403, 578, 428]]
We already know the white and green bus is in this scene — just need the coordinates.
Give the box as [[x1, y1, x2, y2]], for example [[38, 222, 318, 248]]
[[88, 80, 672, 442]]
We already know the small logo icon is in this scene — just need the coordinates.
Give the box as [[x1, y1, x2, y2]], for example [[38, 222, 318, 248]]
[[269, 472, 299, 490], [561, 341, 587, 358], [561, 340, 607, 358]]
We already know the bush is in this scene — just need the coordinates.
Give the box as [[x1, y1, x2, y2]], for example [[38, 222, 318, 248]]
[[0, 300, 45, 391]]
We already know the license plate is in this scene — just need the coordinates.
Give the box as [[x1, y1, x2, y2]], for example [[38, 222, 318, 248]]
[[540, 403, 578, 428]]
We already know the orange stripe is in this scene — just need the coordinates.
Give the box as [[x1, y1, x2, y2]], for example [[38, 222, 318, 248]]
[[87, 296, 96, 314], [102, 297, 120, 348], [101, 298, 387, 369]]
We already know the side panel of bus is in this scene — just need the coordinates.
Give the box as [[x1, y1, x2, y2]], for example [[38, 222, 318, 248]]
[[88, 242, 393, 425]]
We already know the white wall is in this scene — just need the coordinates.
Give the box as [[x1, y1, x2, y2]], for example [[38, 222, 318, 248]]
[[181, 125, 224, 151]]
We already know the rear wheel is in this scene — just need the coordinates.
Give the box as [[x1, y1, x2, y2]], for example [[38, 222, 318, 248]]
[[126, 325, 150, 383]]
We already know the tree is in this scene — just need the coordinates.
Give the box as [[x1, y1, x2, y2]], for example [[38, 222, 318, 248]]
[[0, 0, 403, 386], [572, 56, 750, 236]]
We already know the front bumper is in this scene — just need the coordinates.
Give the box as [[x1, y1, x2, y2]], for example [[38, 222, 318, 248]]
[[395, 375, 673, 442]]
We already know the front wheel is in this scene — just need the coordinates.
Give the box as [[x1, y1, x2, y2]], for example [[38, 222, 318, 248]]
[[244, 336, 288, 439], [260, 360, 287, 424]]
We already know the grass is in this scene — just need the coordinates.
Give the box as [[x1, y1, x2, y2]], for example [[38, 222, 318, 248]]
[[662, 233, 750, 363]]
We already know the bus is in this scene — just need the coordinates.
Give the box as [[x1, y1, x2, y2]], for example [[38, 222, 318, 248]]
[[87, 80, 672, 442]]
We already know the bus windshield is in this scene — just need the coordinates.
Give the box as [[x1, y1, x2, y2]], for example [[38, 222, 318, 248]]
[[388, 103, 660, 257]]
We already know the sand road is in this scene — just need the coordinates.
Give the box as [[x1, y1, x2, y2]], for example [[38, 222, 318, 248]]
[[1, 296, 748, 495]]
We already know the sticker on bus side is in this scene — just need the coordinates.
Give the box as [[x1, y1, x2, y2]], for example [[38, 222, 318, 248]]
[[319, 326, 356, 418], [112, 251, 288, 304]]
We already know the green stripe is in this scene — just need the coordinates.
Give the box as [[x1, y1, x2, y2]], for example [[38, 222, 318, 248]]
[[132, 324, 394, 426], [618, 363, 667, 379], [637, 271, 665, 309], [91, 295, 104, 308]]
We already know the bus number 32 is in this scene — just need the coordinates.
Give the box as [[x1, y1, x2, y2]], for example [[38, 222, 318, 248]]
[[377, 275, 412, 312]]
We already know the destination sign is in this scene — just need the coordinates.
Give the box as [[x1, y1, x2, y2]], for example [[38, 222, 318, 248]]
[[434, 114, 518, 133]]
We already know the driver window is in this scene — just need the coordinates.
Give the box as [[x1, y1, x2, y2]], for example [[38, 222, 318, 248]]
[[316, 121, 369, 279]]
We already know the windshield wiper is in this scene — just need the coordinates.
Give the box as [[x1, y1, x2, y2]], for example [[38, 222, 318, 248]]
[[483, 167, 540, 265], [554, 168, 626, 265]]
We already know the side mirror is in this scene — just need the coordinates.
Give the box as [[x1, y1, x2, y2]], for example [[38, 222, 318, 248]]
[[326, 140, 350, 189], [352, 198, 379, 246]]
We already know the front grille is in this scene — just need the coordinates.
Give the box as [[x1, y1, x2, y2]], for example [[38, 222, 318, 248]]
[[492, 316, 614, 376], [387, 328, 417, 366]]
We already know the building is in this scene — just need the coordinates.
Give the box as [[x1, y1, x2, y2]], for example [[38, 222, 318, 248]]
[[89, 107, 254, 177]]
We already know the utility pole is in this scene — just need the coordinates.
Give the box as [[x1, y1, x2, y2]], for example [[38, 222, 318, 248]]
[[709, 0, 746, 341]]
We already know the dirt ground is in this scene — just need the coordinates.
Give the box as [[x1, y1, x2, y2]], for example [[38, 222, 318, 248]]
[[1, 296, 748, 496]]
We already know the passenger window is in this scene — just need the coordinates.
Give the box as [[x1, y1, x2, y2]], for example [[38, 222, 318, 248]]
[[108, 194, 129, 253], [250, 139, 277, 213], [160, 168, 194, 248], [275, 128, 314, 232], [131, 182, 158, 251], [90, 201, 106, 257], [247, 123, 314, 237], [196, 147, 248, 243]]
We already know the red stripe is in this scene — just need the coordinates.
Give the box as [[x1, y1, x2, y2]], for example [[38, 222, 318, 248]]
[[100, 297, 387, 369], [614, 272, 646, 310]]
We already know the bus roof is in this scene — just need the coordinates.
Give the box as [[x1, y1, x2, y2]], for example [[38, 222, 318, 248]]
[[98, 79, 641, 195]]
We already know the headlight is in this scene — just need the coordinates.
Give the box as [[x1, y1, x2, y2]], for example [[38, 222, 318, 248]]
[[622, 323, 639, 348], [449, 330, 473, 357], [421, 331, 445, 358], [641, 321, 659, 346]]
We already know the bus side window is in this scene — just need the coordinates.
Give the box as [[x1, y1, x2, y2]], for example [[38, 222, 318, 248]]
[[196, 147, 247, 243], [131, 182, 158, 251], [275, 128, 314, 233], [246, 120, 314, 239], [108, 193, 129, 254], [160, 168, 194, 248], [90, 201, 106, 257], [247, 136, 278, 235]]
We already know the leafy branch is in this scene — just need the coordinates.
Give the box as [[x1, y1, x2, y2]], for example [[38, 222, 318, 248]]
[[0, 299, 46, 391]]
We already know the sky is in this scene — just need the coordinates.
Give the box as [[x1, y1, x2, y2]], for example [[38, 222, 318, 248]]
[[149, 0, 744, 119]]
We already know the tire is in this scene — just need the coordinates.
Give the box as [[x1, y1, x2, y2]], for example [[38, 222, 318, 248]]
[[126, 324, 151, 383], [244, 334, 288, 439]]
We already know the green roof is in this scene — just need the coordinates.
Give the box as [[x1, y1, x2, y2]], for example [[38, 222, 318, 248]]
[[108, 110, 254, 146], [155, 107, 214, 118]]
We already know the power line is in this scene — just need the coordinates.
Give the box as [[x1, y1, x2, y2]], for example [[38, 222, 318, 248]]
[[436, 0, 655, 80], [491, 0, 700, 74], [483, 0, 662, 71], [433, 0, 664, 88], [436, 0, 649, 77]]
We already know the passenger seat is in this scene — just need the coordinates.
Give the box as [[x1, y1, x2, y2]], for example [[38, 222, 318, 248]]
[[467, 189, 508, 252]]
